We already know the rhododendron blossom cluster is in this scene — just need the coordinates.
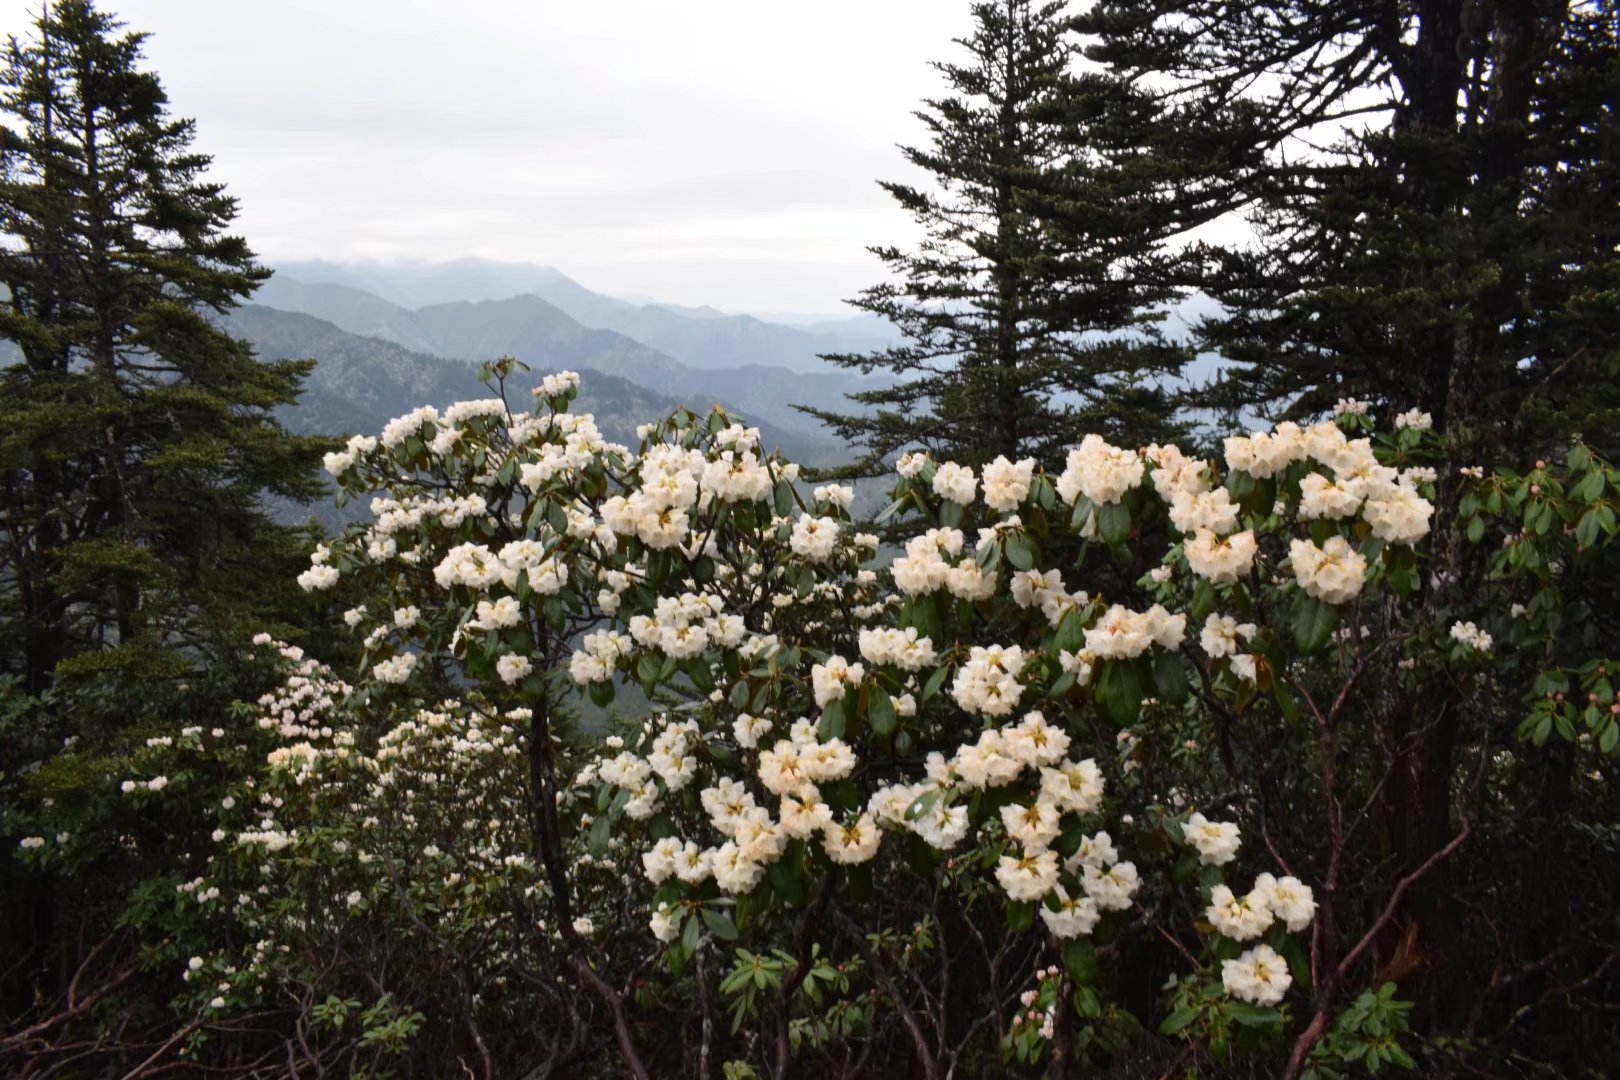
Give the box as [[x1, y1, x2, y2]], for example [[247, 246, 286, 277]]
[[254, 370, 1493, 1062]]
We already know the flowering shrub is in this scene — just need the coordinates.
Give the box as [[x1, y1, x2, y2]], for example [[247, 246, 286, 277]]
[[43, 367, 1617, 1079]]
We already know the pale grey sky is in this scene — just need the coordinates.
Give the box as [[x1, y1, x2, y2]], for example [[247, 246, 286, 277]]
[[2, 0, 977, 313]]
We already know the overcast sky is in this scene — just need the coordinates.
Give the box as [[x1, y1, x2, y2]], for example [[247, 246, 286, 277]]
[[2, 0, 979, 314]]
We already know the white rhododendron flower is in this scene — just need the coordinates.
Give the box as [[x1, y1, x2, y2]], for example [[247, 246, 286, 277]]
[[895, 451, 929, 478], [371, 654, 416, 684], [1184, 529, 1258, 584], [1298, 473, 1364, 520], [296, 564, 340, 591], [1040, 759, 1105, 815], [733, 714, 772, 749], [932, 462, 978, 505], [649, 903, 680, 942], [822, 813, 882, 864], [813, 483, 854, 509], [981, 455, 1035, 512], [1168, 487, 1239, 535], [1450, 620, 1493, 652], [1183, 812, 1241, 866], [1057, 434, 1143, 505], [1222, 944, 1292, 1006], [1363, 484, 1434, 544], [951, 644, 1026, 717], [811, 656, 864, 708], [1207, 883, 1274, 941], [996, 848, 1060, 902], [1081, 860, 1140, 911], [1041, 888, 1101, 939], [789, 514, 840, 563], [495, 654, 533, 684], [858, 627, 937, 670], [1290, 536, 1369, 604], [1256, 873, 1317, 932], [1084, 604, 1185, 659], [1200, 612, 1257, 659]]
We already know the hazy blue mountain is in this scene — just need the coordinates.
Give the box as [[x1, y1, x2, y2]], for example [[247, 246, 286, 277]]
[[251, 273, 885, 441], [267, 259, 418, 307], [269, 259, 899, 375], [277, 258, 574, 309], [800, 313, 907, 344], [403, 295, 882, 439], [532, 297, 892, 375], [226, 304, 847, 466], [255, 275, 440, 354]]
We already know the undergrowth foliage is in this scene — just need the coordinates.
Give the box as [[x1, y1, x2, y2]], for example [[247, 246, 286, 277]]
[[15, 365, 1619, 1078]]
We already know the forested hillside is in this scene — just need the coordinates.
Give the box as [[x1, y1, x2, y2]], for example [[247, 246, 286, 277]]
[[226, 303, 847, 466], [250, 275, 886, 445]]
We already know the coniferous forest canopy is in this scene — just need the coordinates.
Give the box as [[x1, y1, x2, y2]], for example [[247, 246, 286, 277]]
[[2, 1, 1617, 1077]]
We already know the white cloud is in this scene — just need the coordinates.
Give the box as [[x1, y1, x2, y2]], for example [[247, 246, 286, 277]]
[[1, 0, 974, 312]]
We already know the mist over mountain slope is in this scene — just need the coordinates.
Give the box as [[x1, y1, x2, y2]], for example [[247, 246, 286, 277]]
[[265, 259, 899, 375], [226, 304, 846, 466], [251, 273, 888, 440], [274, 258, 574, 310]]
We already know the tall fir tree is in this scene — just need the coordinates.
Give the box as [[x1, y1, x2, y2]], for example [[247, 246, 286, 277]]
[[806, 0, 1190, 476], [0, 0, 331, 699], [1076, 0, 1619, 461], [0, 1, 335, 1025]]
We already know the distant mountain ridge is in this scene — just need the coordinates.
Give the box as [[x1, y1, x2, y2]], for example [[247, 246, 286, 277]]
[[226, 304, 846, 467], [266, 258, 903, 375], [251, 272, 890, 442]]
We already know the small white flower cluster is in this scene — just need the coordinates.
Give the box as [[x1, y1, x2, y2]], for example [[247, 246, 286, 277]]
[[570, 629, 633, 684], [533, 369, 581, 399], [951, 644, 1027, 718], [1206, 873, 1316, 941], [789, 514, 841, 563], [380, 405, 440, 450], [891, 527, 996, 600], [701, 434, 774, 504], [933, 461, 978, 505], [1333, 397, 1368, 417], [1201, 613, 1260, 683], [1182, 812, 1241, 866], [813, 482, 855, 510], [1083, 604, 1186, 660], [1222, 944, 1292, 1006], [857, 627, 936, 671], [371, 653, 417, 685], [1008, 566, 1089, 628], [811, 655, 866, 709], [322, 433, 378, 478], [1289, 536, 1369, 606], [296, 543, 340, 592], [1449, 620, 1493, 652], [626, 592, 742, 663], [600, 444, 705, 551], [515, 413, 614, 491], [981, 455, 1036, 512], [1057, 434, 1144, 506]]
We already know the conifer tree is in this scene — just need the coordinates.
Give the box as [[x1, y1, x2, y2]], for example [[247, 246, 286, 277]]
[[0, 0, 331, 698], [1076, 0, 1619, 461], [806, 0, 1190, 475]]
